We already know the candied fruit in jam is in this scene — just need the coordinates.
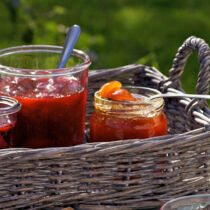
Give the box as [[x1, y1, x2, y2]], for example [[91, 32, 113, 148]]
[[109, 88, 136, 101], [99, 81, 122, 99], [54, 76, 81, 95], [98, 81, 136, 101]]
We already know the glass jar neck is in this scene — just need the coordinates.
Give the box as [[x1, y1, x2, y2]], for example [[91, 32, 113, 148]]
[[94, 87, 165, 118], [0, 96, 21, 115]]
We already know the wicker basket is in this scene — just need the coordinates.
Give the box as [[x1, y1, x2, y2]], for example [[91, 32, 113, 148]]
[[0, 36, 209, 210]]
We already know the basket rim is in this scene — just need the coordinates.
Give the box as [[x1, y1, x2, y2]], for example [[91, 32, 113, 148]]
[[0, 127, 209, 159]]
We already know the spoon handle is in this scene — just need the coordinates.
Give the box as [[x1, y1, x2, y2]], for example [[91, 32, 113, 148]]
[[57, 25, 81, 68], [151, 93, 210, 100]]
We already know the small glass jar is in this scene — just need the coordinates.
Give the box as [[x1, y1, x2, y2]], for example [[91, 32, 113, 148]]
[[0, 96, 21, 148], [90, 86, 167, 142], [0, 45, 91, 148]]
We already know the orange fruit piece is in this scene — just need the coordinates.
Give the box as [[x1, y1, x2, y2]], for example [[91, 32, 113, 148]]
[[109, 88, 136, 101], [99, 81, 137, 101], [99, 81, 122, 99]]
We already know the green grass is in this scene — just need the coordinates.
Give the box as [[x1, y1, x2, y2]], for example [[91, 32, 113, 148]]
[[0, 0, 209, 93]]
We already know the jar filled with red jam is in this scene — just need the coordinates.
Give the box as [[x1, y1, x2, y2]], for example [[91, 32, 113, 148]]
[[0, 96, 21, 148], [0, 45, 91, 148], [90, 82, 167, 142]]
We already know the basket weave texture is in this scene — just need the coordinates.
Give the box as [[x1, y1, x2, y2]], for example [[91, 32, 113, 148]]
[[0, 36, 209, 210]]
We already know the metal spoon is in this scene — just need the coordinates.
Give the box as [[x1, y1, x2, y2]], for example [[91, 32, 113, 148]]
[[57, 25, 81, 68], [150, 93, 210, 100]]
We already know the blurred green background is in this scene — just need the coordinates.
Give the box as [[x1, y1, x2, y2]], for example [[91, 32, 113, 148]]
[[0, 0, 209, 93]]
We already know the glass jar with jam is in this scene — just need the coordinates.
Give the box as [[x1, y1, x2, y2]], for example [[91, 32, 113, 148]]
[[0, 96, 21, 148], [0, 45, 91, 148], [90, 82, 167, 142]]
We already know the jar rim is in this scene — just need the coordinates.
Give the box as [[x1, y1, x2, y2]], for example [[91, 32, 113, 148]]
[[160, 194, 210, 210], [94, 86, 165, 117], [0, 96, 21, 115], [0, 45, 91, 77], [95, 86, 164, 105]]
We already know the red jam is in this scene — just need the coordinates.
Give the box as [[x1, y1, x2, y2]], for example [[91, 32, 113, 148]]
[[90, 81, 167, 142], [0, 135, 8, 149], [0, 75, 87, 148], [0, 123, 16, 148], [90, 111, 167, 142]]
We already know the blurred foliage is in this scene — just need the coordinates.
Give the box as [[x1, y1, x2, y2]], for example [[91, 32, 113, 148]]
[[0, 0, 209, 93]]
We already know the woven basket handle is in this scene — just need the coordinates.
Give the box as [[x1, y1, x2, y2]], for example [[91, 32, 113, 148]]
[[167, 36, 210, 95]]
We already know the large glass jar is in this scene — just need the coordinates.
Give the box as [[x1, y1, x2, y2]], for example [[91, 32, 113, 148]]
[[0, 45, 91, 148], [90, 86, 167, 142], [0, 96, 21, 148]]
